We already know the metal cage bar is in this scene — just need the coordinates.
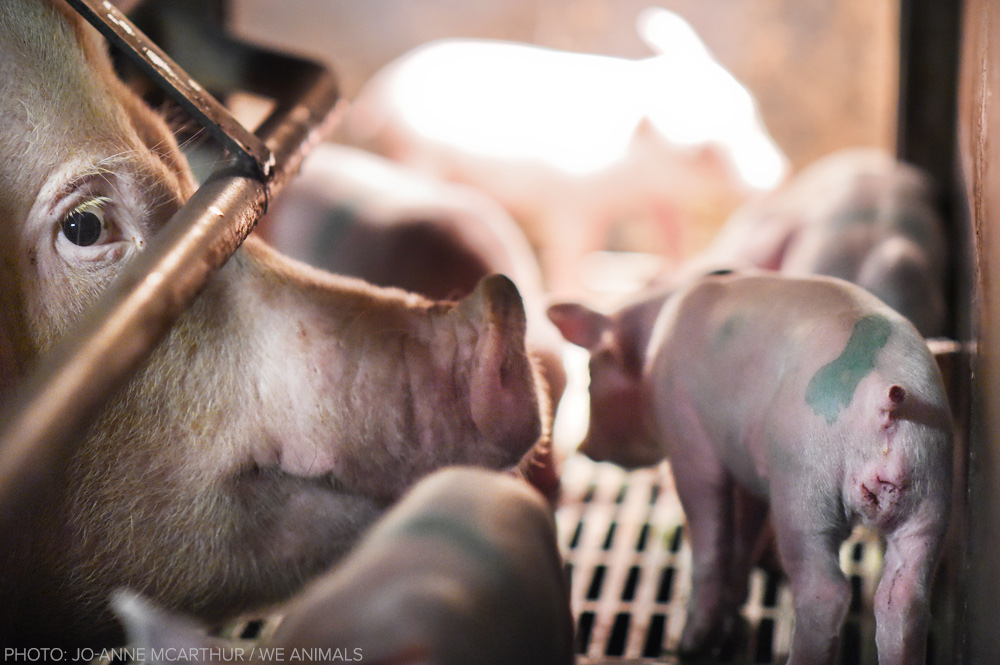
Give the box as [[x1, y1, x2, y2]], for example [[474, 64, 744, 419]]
[[66, 0, 275, 180]]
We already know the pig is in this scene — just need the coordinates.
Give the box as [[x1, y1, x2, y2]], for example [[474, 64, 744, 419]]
[[686, 148, 948, 337], [256, 143, 568, 404], [113, 467, 576, 665], [0, 0, 546, 647], [256, 143, 546, 303], [340, 7, 788, 295], [548, 271, 953, 665], [255, 143, 568, 497]]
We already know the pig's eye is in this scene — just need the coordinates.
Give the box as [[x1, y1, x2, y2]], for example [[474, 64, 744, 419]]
[[60, 198, 110, 246]]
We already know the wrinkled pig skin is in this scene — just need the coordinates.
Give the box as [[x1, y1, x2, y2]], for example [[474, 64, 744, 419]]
[[0, 0, 545, 647], [115, 467, 576, 665], [340, 8, 788, 295], [549, 272, 952, 665], [256, 144, 569, 498], [689, 148, 948, 337]]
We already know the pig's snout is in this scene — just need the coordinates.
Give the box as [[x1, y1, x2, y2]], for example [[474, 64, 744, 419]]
[[459, 274, 542, 459]]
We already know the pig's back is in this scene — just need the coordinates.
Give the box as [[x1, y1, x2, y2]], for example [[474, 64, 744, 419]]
[[648, 273, 947, 497]]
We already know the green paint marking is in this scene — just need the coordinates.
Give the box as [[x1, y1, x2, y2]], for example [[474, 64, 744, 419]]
[[316, 204, 358, 257], [805, 314, 893, 424], [399, 513, 513, 587], [714, 313, 746, 352], [829, 206, 877, 230], [894, 209, 932, 245]]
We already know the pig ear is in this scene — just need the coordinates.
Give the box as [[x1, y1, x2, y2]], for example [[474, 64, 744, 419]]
[[636, 7, 711, 60], [111, 590, 230, 663], [547, 302, 611, 350], [460, 275, 542, 446]]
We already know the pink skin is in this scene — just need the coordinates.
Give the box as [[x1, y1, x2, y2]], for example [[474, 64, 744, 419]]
[[0, 0, 544, 647], [113, 468, 576, 665], [549, 272, 952, 665], [685, 147, 948, 337], [256, 144, 570, 499]]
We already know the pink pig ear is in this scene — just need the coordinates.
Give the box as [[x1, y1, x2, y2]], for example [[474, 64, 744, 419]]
[[547, 303, 612, 350], [461, 275, 542, 448]]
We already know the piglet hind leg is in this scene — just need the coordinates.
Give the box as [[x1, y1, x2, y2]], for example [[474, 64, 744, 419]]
[[672, 468, 746, 659], [771, 506, 853, 665], [873, 513, 946, 665], [729, 485, 771, 612]]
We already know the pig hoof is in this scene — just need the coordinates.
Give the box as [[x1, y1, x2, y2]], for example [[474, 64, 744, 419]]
[[677, 614, 746, 663]]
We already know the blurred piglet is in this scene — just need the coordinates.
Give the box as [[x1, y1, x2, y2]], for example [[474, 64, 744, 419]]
[[549, 271, 952, 665], [341, 7, 788, 294], [0, 0, 545, 647], [114, 467, 575, 665], [257, 144, 543, 304], [255, 144, 569, 496], [689, 148, 948, 336]]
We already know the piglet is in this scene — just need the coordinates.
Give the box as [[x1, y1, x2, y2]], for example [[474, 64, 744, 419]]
[[256, 143, 546, 304], [341, 7, 787, 294], [113, 467, 575, 665], [689, 148, 948, 336], [549, 271, 952, 665]]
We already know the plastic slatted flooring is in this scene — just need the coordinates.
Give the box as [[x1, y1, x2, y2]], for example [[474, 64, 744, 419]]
[[557, 454, 883, 665]]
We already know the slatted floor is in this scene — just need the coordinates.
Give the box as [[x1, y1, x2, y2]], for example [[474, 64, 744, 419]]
[[555, 454, 884, 665], [91, 453, 936, 665]]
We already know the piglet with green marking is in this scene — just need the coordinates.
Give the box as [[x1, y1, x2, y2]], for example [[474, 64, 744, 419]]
[[548, 271, 953, 665]]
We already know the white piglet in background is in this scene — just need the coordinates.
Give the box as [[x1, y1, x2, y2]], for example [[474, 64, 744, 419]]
[[0, 0, 552, 647], [342, 7, 788, 295], [549, 271, 953, 665]]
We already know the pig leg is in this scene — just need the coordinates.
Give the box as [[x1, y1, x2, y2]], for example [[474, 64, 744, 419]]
[[771, 500, 852, 665], [672, 464, 741, 657], [873, 514, 945, 665], [728, 485, 770, 609]]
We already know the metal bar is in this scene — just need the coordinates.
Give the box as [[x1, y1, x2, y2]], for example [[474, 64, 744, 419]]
[[256, 61, 343, 194], [896, 0, 966, 343], [895, 0, 962, 179], [0, 30, 340, 520], [65, 0, 275, 180]]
